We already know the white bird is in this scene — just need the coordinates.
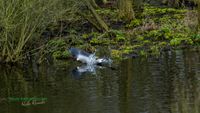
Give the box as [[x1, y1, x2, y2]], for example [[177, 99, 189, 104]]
[[69, 48, 112, 65]]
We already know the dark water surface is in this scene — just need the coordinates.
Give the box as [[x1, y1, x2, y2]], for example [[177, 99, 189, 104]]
[[0, 49, 199, 113]]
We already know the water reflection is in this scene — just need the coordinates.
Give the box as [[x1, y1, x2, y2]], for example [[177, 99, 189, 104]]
[[0, 49, 199, 113], [72, 65, 98, 79]]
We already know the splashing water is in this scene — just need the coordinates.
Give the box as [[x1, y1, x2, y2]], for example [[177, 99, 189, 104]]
[[88, 54, 97, 65], [87, 53, 112, 66]]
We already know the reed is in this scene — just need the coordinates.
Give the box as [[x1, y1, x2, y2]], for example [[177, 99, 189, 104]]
[[0, 0, 64, 63]]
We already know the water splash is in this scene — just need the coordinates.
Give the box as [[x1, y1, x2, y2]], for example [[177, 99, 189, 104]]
[[87, 53, 113, 66]]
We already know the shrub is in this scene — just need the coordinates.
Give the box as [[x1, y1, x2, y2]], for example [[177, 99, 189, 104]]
[[0, 0, 64, 62]]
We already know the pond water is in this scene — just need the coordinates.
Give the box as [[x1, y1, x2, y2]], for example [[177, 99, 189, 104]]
[[0, 49, 199, 113]]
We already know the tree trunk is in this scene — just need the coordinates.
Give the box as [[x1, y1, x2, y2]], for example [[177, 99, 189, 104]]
[[133, 0, 144, 16], [85, 0, 109, 31], [118, 0, 135, 21], [102, 0, 107, 4], [90, 0, 99, 9], [133, 0, 144, 10]]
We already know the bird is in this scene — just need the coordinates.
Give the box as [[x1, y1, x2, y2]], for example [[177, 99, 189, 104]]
[[69, 47, 112, 65]]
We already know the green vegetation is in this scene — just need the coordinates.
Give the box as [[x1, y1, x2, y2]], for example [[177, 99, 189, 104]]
[[0, 0, 200, 63], [0, 0, 65, 63]]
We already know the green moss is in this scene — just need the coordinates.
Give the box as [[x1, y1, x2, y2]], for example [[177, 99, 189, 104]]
[[158, 42, 167, 46], [172, 14, 185, 19], [90, 38, 99, 44], [145, 30, 162, 40], [108, 30, 126, 42], [126, 19, 142, 28], [82, 32, 101, 41], [82, 34, 89, 39], [143, 4, 187, 17], [122, 46, 134, 54], [187, 39, 193, 45], [159, 16, 171, 23], [170, 38, 193, 46], [174, 33, 187, 39], [90, 37, 111, 45], [123, 49, 132, 54], [62, 51, 71, 58], [150, 46, 160, 55], [136, 36, 144, 41], [52, 51, 62, 59], [139, 50, 147, 57], [160, 26, 173, 39], [48, 39, 66, 48], [116, 34, 126, 42], [170, 38, 182, 46], [52, 51, 70, 59], [111, 50, 122, 59], [133, 44, 143, 49], [143, 40, 151, 45]]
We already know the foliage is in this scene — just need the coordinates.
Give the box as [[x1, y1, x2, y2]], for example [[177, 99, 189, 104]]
[[46, 38, 70, 59], [136, 36, 144, 41], [143, 4, 187, 17], [112, 30, 126, 42], [45, 2, 200, 60], [126, 19, 142, 28], [111, 50, 122, 59], [191, 34, 200, 42], [170, 38, 193, 46], [0, 0, 200, 63]]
